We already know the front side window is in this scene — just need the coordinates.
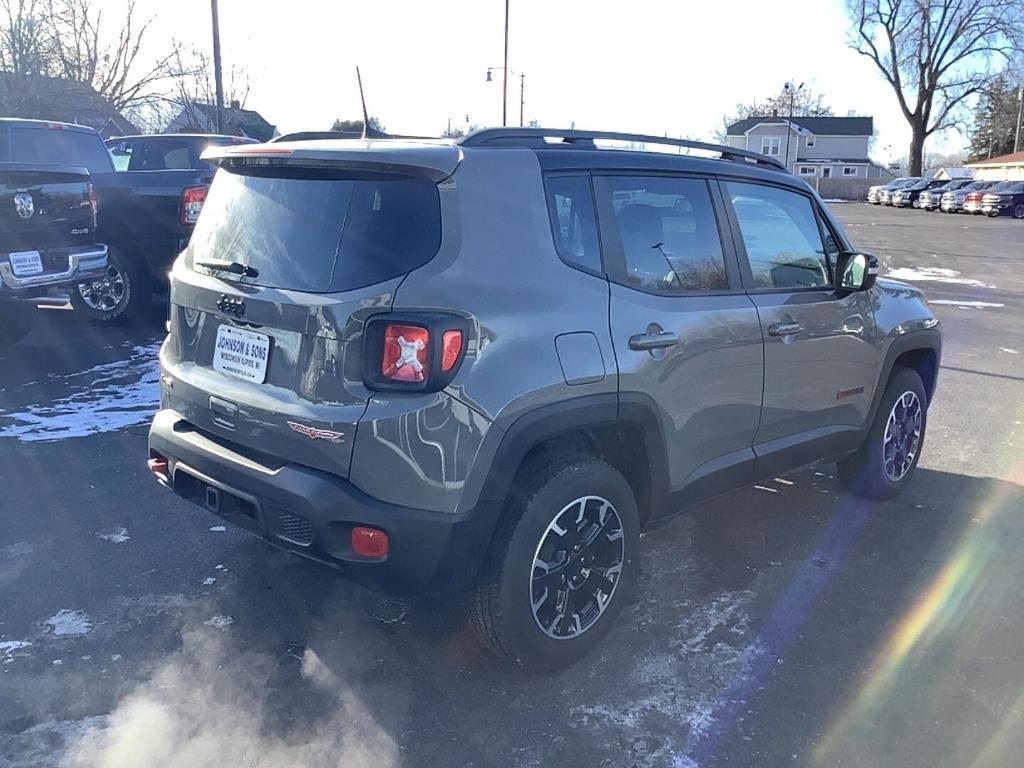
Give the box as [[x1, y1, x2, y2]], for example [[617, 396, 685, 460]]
[[761, 136, 781, 157], [544, 174, 601, 273], [726, 181, 830, 290], [599, 175, 728, 293]]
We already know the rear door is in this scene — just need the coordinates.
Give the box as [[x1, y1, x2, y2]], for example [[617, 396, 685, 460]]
[[720, 179, 878, 475], [601, 173, 764, 510], [162, 162, 446, 479]]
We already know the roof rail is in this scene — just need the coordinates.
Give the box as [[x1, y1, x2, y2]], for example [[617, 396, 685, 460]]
[[458, 128, 788, 172]]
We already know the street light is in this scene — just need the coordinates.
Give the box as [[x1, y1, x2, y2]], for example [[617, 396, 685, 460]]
[[783, 80, 804, 172], [487, 67, 526, 127]]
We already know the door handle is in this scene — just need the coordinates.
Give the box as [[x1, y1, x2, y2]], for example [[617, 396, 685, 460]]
[[768, 322, 802, 337], [629, 331, 679, 351]]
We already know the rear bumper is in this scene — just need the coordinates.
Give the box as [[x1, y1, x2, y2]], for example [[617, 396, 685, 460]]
[[0, 245, 107, 295], [148, 409, 500, 595]]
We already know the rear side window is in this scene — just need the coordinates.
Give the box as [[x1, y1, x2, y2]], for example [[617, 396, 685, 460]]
[[600, 175, 728, 293], [9, 126, 113, 173], [188, 168, 441, 293], [726, 181, 829, 289], [128, 138, 193, 170], [544, 174, 602, 273]]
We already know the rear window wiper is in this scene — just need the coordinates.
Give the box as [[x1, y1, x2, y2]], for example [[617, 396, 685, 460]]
[[195, 259, 259, 279]]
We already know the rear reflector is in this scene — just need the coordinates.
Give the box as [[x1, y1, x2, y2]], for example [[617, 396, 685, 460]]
[[351, 526, 389, 558], [179, 185, 208, 226], [441, 330, 463, 372], [382, 323, 429, 382]]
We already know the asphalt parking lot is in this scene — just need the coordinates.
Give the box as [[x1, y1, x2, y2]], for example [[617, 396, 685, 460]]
[[1, 204, 1022, 768]]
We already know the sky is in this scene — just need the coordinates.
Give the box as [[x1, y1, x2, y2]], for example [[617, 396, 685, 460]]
[[109, 0, 968, 163]]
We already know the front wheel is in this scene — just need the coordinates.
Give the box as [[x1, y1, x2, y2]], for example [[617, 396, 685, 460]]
[[70, 249, 150, 323], [1014, 204, 1024, 220], [838, 367, 927, 500], [468, 455, 640, 670]]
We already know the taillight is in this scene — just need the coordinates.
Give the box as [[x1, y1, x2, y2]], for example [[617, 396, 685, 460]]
[[382, 323, 429, 382], [364, 316, 467, 392], [179, 185, 208, 226], [86, 182, 97, 228], [351, 526, 389, 558], [441, 330, 462, 371]]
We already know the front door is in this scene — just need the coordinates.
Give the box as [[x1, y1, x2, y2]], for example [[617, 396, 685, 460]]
[[720, 179, 878, 474], [600, 174, 765, 512]]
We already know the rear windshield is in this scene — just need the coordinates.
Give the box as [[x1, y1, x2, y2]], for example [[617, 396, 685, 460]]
[[8, 126, 113, 173], [188, 167, 441, 293]]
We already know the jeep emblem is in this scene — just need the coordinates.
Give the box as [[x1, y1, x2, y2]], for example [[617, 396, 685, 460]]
[[14, 192, 33, 219]]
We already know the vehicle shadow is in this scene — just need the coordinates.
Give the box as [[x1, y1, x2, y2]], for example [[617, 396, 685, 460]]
[[56, 465, 1024, 768]]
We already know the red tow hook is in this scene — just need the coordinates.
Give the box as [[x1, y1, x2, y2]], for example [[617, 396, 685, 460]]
[[147, 455, 169, 475]]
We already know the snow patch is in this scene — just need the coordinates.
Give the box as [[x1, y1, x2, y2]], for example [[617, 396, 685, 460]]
[[928, 299, 1005, 309], [97, 527, 130, 544], [1, 639, 32, 663], [0, 342, 161, 442], [209, 525, 226, 532], [45, 609, 93, 637], [202, 577, 216, 586], [998, 347, 1019, 355], [886, 266, 995, 289], [204, 615, 234, 630], [0, 541, 33, 558]]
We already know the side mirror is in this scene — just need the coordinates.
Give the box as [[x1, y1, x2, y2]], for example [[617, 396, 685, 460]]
[[836, 252, 878, 292]]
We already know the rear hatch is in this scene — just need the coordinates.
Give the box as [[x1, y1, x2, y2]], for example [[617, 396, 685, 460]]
[[0, 164, 94, 252], [162, 140, 459, 478]]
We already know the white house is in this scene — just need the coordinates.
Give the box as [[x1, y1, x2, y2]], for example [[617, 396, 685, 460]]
[[965, 151, 1024, 181], [931, 166, 974, 180], [725, 116, 892, 179]]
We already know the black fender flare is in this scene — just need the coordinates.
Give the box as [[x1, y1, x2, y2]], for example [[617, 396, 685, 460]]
[[866, 328, 942, 428], [457, 392, 670, 519]]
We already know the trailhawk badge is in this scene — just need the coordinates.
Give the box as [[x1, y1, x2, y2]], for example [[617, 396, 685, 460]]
[[14, 192, 34, 219], [287, 421, 344, 442]]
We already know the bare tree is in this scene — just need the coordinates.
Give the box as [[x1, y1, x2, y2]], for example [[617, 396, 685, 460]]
[[848, 0, 1024, 176], [152, 40, 249, 133], [716, 83, 834, 141], [45, 0, 169, 113]]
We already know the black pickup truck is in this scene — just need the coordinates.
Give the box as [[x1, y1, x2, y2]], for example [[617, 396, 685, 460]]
[[0, 119, 253, 322], [0, 161, 107, 347]]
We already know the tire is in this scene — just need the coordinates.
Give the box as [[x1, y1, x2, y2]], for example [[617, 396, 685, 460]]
[[70, 248, 151, 323], [0, 302, 33, 350], [1014, 204, 1024, 220], [838, 367, 927, 500], [468, 454, 640, 670]]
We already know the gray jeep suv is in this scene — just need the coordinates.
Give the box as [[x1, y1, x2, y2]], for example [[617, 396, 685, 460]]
[[148, 128, 941, 668]]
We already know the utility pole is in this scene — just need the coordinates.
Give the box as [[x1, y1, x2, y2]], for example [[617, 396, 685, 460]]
[[210, 0, 225, 134], [784, 81, 803, 173], [519, 72, 525, 127], [1015, 85, 1023, 154], [502, 0, 509, 127]]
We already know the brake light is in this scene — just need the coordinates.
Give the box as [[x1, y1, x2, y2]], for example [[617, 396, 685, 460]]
[[441, 330, 463, 371], [86, 182, 97, 228], [179, 185, 208, 226], [351, 526, 389, 558], [382, 324, 429, 382]]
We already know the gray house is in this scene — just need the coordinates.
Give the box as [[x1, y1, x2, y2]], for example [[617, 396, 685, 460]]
[[725, 116, 891, 180], [164, 100, 277, 142]]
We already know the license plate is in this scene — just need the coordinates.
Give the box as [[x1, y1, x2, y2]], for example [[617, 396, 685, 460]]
[[213, 325, 271, 383], [9, 250, 43, 277]]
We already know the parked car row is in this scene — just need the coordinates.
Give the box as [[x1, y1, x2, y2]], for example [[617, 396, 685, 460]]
[[867, 175, 1024, 218], [0, 118, 255, 346]]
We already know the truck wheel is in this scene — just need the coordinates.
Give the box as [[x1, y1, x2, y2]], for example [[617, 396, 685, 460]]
[[838, 367, 927, 500], [70, 249, 150, 323], [0, 303, 34, 350], [468, 455, 639, 670]]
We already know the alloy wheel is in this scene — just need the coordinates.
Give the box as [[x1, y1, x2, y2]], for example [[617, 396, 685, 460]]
[[1015, 204, 1024, 219], [530, 495, 625, 640], [77, 265, 126, 312], [883, 391, 922, 482]]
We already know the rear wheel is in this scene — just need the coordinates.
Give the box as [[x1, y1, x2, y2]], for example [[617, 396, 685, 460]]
[[468, 455, 639, 670], [838, 367, 927, 500], [0, 302, 33, 350], [70, 249, 150, 323]]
